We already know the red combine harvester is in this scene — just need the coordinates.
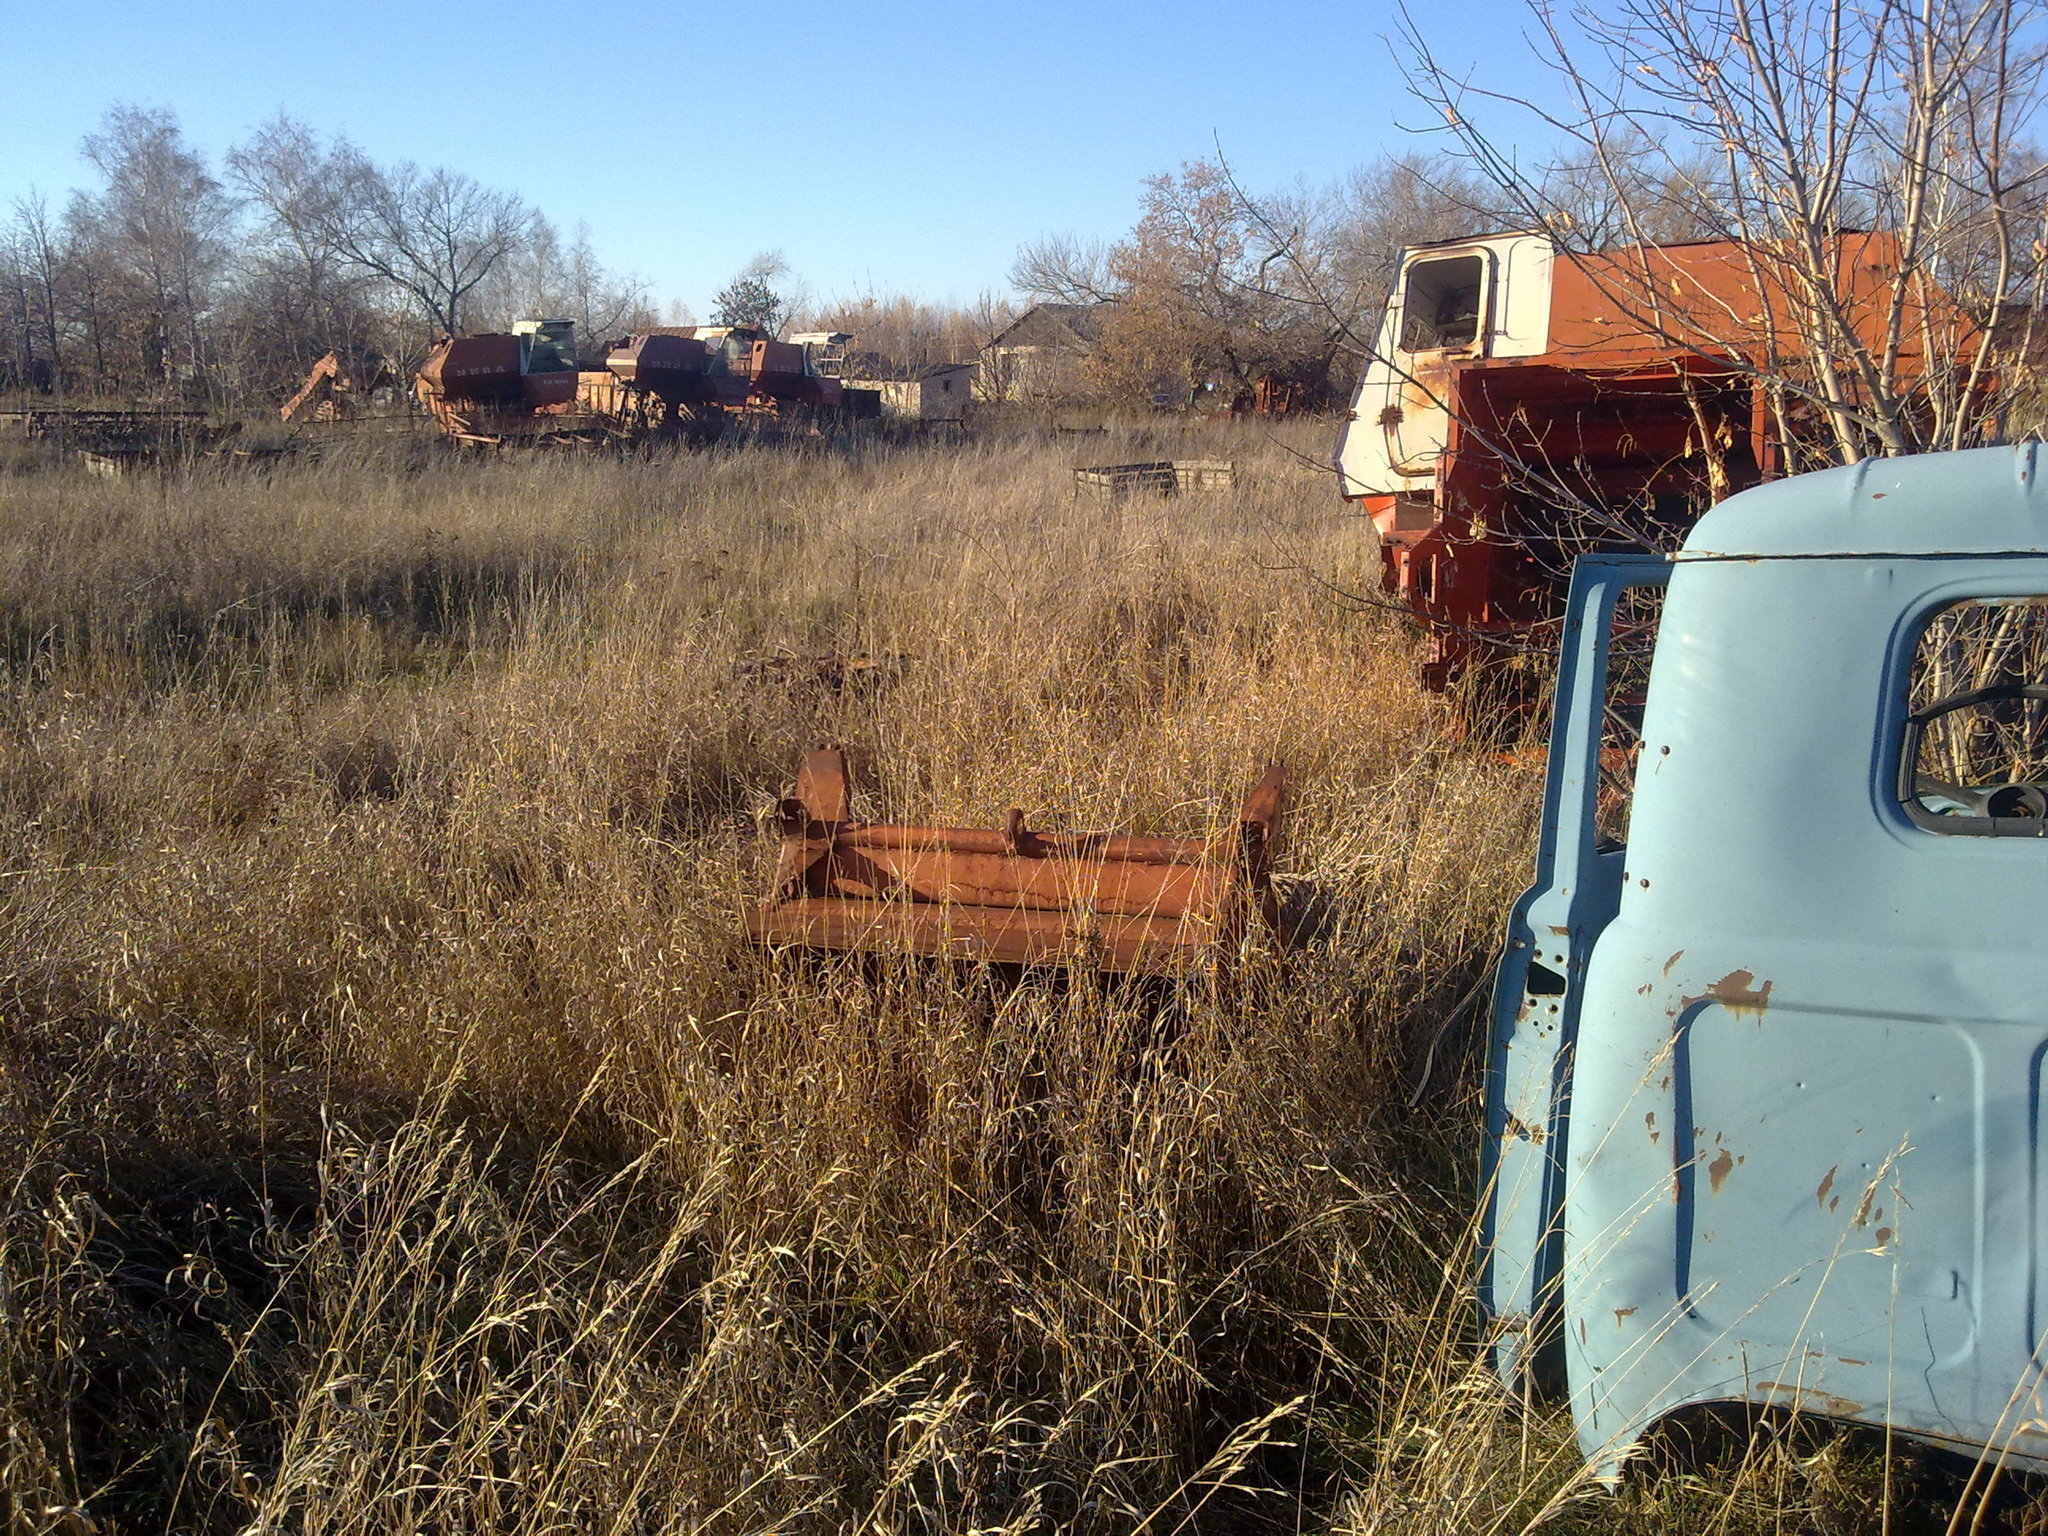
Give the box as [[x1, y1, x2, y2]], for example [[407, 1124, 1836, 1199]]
[[415, 319, 587, 447], [1334, 231, 1972, 690], [586, 327, 879, 439]]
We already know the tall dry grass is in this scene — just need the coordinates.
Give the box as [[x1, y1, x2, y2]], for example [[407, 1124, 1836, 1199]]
[[0, 422, 2007, 1534]]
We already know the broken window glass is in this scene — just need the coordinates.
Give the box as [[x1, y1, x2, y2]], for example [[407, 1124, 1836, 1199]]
[[1399, 256, 1486, 353], [1594, 583, 1665, 849]]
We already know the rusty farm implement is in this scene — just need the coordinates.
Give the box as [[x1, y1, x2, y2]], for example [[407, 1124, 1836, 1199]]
[[747, 749, 1288, 974]]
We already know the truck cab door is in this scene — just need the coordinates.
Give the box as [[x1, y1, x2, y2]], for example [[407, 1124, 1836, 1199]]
[[1380, 251, 1493, 478], [1481, 554, 1670, 1394]]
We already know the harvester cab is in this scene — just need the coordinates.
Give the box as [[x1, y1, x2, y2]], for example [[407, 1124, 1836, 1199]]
[[512, 317, 578, 375], [1336, 229, 1951, 691]]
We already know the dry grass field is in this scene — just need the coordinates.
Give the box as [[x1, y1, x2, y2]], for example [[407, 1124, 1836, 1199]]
[[0, 422, 2020, 1534]]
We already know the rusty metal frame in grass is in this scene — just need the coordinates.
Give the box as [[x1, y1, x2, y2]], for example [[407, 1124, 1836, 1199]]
[[749, 748, 1287, 973]]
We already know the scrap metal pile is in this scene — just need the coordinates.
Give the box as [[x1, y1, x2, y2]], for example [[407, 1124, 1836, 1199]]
[[1, 406, 255, 475], [278, 349, 395, 425]]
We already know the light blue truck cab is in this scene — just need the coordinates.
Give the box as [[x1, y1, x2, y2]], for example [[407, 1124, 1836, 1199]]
[[1483, 444, 2048, 1476]]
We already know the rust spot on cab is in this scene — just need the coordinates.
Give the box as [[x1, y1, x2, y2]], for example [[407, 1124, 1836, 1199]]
[[1708, 1148, 1736, 1194], [1686, 968, 1773, 1018], [1757, 1382, 1864, 1417], [1663, 950, 1685, 976], [1645, 1111, 1660, 1146], [1614, 1306, 1638, 1326], [1504, 1112, 1545, 1145], [1816, 1166, 1838, 1208]]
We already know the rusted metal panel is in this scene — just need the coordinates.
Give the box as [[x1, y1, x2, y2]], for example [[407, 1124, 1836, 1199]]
[[606, 333, 710, 397], [746, 339, 807, 380], [417, 335, 522, 401], [748, 749, 1286, 973], [1543, 231, 1959, 367]]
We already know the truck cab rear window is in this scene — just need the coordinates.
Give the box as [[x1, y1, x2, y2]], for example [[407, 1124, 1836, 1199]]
[[1902, 596, 2048, 834]]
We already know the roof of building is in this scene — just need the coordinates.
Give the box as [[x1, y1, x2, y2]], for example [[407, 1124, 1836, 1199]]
[[987, 302, 1115, 351], [843, 361, 979, 385]]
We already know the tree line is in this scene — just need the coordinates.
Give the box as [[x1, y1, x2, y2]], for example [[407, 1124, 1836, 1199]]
[[0, 107, 656, 407], [18, 0, 2041, 436]]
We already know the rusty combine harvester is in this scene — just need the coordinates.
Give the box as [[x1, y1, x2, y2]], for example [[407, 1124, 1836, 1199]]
[[413, 321, 880, 448], [415, 319, 590, 447], [749, 749, 1287, 973], [585, 326, 881, 439], [1335, 230, 1974, 690]]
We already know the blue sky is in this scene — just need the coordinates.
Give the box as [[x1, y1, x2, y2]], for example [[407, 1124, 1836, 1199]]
[[0, 0, 1550, 316]]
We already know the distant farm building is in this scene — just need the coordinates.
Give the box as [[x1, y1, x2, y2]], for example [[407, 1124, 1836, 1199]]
[[844, 362, 977, 422], [979, 303, 1113, 403]]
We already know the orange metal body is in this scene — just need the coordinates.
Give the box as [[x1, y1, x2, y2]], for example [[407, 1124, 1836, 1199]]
[[414, 333, 587, 443], [606, 333, 712, 398], [1365, 232, 1975, 690], [749, 749, 1287, 973], [279, 352, 345, 423], [418, 335, 522, 401], [746, 339, 806, 380]]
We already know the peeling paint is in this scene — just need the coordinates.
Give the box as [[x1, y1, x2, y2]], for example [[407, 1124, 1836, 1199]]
[[1664, 949, 1685, 976], [1758, 1382, 1865, 1418], [1614, 1306, 1638, 1326], [1708, 1148, 1736, 1194], [1686, 968, 1774, 1018]]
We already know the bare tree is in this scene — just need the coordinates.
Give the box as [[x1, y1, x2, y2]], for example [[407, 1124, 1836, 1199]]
[[223, 116, 386, 393], [1, 195, 64, 391], [73, 106, 236, 397], [1009, 233, 1119, 305], [797, 290, 1012, 375], [316, 150, 532, 335], [479, 215, 651, 344]]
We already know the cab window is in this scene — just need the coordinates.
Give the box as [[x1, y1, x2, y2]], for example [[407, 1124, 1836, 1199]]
[[1399, 256, 1486, 352], [1902, 596, 2048, 833]]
